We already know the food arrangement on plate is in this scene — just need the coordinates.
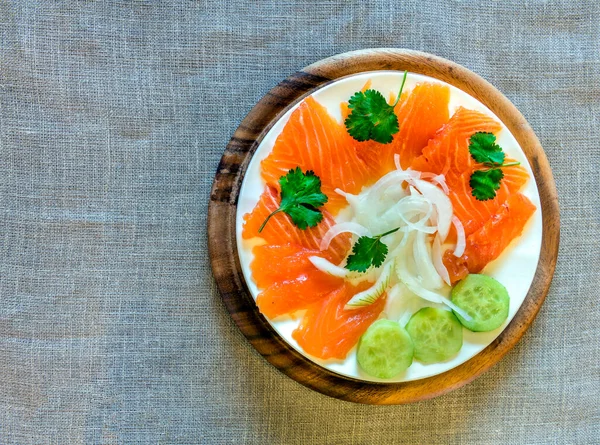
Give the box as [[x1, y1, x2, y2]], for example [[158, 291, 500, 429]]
[[236, 70, 541, 382]]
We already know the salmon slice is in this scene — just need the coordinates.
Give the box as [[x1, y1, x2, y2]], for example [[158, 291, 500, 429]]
[[256, 271, 343, 319], [242, 186, 350, 264], [252, 244, 345, 318], [261, 96, 371, 214], [251, 244, 320, 289], [292, 282, 386, 360], [410, 107, 530, 236], [443, 193, 537, 283], [350, 82, 451, 177], [411, 107, 503, 187], [450, 163, 530, 236]]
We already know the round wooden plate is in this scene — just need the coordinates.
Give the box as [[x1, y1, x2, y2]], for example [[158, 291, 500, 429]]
[[208, 49, 560, 404]]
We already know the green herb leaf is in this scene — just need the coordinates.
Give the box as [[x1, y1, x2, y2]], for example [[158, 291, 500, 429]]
[[469, 168, 504, 201], [469, 132, 505, 165], [258, 167, 328, 232], [345, 228, 400, 272], [344, 71, 408, 144]]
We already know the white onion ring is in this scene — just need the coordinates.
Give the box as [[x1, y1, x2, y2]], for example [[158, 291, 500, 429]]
[[334, 188, 363, 211], [432, 175, 450, 194], [396, 259, 471, 320], [411, 171, 450, 195], [408, 178, 452, 241], [367, 170, 416, 201], [396, 197, 436, 234], [452, 216, 466, 257], [394, 153, 402, 170], [413, 230, 444, 290], [308, 256, 349, 278], [319, 222, 371, 251], [394, 234, 471, 320], [432, 234, 451, 286], [384, 283, 405, 322]]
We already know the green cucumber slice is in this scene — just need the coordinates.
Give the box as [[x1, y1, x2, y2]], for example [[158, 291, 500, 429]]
[[357, 319, 414, 378], [405, 307, 463, 364], [451, 274, 510, 332]]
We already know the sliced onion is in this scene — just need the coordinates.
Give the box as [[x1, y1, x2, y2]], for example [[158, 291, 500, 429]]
[[443, 300, 472, 321], [452, 216, 466, 257], [319, 222, 371, 251], [396, 259, 471, 320], [335, 188, 363, 210], [367, 170, 415, 201], [384, 229, 411, 264], [394, 236, 471, 320], [385, 283, 421, 323], [394, 153, 402, 171], [407, 168, 420, 178], [396, 253, 441, 304], [347, 268, 377, 286], [309, 256, 374, 284], [384, 283, 404, 321], [408, 178, 452, 241], [432, 175, 449, 194], [395, 197, 436, 234], [432, 234, 451, 286], [398, 299, 419, 326], [413, 230, 444, 290], [411, 172, 450, 195], [345, 261, 394, 309], [308, 256, 349, 278], [335, 187, 350, 197]]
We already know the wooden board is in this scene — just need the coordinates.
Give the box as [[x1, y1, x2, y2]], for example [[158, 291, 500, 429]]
[[208, 49, 560, 405]]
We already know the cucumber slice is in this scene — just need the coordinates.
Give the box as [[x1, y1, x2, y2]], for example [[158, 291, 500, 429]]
[[451, 274, 510, 332], [357, 319, 414, 378], [405, 307, 463, 364]]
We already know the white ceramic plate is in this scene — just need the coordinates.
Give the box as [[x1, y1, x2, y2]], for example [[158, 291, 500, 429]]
[[235, 71, 542, 383]]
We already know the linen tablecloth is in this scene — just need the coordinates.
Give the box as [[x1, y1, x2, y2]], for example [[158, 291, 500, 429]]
[[1, 1, 598, 443]]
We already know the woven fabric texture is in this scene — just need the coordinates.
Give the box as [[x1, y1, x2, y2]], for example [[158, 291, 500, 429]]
[[0, 1, 598, 444]]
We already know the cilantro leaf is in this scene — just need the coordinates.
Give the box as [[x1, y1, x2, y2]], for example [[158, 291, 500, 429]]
[[284, 205, 323, 230], [469, 132, 505, 165], [279, 167, 327, 210], [258, 168, 328, 232], [345, 228, 400, 272], [469, 168, 504, 201], [467, 131, 521, 200], [344, 71, 408, 144], [345, 90, 398, 144]]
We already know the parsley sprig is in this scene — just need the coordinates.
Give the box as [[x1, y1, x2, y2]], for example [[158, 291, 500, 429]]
[[345, 227, 400, 273], [468, 132, 520, 201], [344, 71, 408, 144], [258, 167, 328, 233]]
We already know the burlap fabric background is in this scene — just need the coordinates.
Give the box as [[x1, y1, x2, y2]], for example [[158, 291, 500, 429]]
[[1, 1, 598, 444]]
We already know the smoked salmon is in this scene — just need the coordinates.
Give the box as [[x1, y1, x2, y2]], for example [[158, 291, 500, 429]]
[[351, 82, 451, 177], [256, 271, 343, 319], [449, 164, 530, 236], [411, 107, 503, 186], [251, 243, 344, 319], [251, 244, 322, 289], [292, 282, 386, 360], [242, 186, 350, 264], [261, 96, 371, 214], [443, 193, 537, 283], [411, 107, 530, 236]]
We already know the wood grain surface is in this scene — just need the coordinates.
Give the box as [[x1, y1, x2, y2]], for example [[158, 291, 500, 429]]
[[208, 49, 560, 405]]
